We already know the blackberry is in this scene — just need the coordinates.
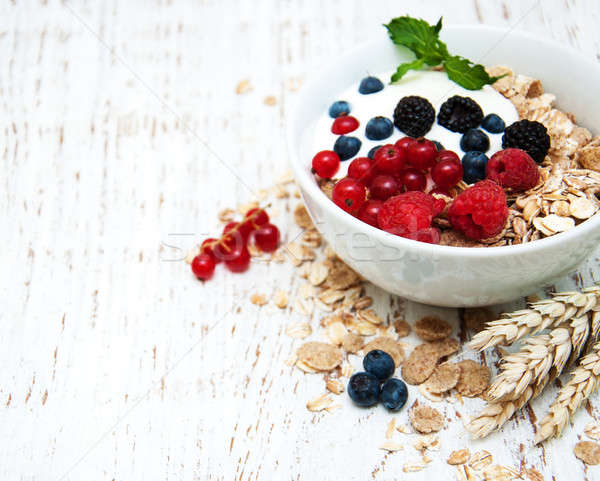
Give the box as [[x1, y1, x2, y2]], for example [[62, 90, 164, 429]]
[[502, 119, 550, 163], [393, 96, 435, 138], [437, 95, 483, 133]]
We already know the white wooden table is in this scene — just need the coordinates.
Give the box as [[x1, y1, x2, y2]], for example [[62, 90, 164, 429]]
[[3, 1, 600, 479]]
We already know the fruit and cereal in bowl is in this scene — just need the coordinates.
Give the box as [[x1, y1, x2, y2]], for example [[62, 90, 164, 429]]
[[288, 17, 600, 306]]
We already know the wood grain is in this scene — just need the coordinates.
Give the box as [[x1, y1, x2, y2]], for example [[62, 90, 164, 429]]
[[2, 0, 600, 479]]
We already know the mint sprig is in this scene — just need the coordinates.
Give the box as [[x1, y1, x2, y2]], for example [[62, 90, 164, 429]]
[[384, 16, 504, 90]]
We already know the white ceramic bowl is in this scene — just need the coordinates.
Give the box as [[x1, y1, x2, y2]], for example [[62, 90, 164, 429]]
[[288, 25, 600, 307]]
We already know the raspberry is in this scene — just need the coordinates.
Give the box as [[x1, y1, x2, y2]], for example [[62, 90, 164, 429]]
[[502, 119, 551, 163], [393, 96, 435, 138], [377, 192, 444, 244], [486, 148, 540, 191], [437, 96, 483, 133], [448, 180, 508, 240]]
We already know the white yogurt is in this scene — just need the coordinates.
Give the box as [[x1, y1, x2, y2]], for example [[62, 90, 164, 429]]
[[312, 70, 519, 176]]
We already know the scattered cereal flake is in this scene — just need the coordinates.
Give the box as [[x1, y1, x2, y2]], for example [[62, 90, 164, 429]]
[[325, 378, 344, 395], [357, 309, 384, 325], [341, 332, 364, 353], [469, 450, 493, 471], [325, 403, 342, 413], [263, 95, 277, 106], [352, 296, 373, 310], [385, 418, 397, 439], [394, 319, 411, 337], [423, 363, 460, 394], [409, 404, 444, 434], [324, 262, 361, 290], [296, 360, 318, 373], [419, 384, 445, 402], [481, 464, 521, 480], [295, 297, 314, 316], [402, 343, 439, 385], [351, 320, 377, 336], [574, 441, 600, 465], [340, 362, 354, 377], [297, 342, 343, 371], [309, 262, 329, 286], [363, 337, 405, 367], [302, 230, 322, 248], [285, 322, 312, 339], [414, 434, 440, 452], [396, 423, 412, 434], [283, 352, 297, 366], [570, 196, 597, 219], [294, 204, 314, 229], [431, 337, 461, 357], [448, 449, 470, 465], [415, 315, 452, 341], [250, 293, 268, 306], [277, 169, 294, 184], [274, 289, 288, 309], [235, 79, 253, 94], [541, 213, 575, 233], [306, 393, 334, 412], [403, 461, 426, 472], [523, 467, 544, 481], [318, 288, 345, 305], [456, 360, 490, 397], [585, 422, 600, 440], [464, 308, 495, 332], [325, 321, 347, 346], [380, 441, 404, 452], [298, 282, 315, 299]]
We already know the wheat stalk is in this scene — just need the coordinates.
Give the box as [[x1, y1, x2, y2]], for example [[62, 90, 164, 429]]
[[535, 341, 600, 443], [485, 315, 590, 402], [468, 287, 600, 351]]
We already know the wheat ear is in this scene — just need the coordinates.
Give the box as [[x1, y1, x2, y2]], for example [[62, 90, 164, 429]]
[[486, 315, 590, 402], [468, 287, 600, 351], [535, 341, 600, 443]]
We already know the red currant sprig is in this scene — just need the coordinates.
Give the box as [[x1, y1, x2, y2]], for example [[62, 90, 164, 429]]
[[190, 207, 280, 281]]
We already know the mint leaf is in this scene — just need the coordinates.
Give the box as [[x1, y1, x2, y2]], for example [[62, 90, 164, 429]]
[[442, 56, 505, 90], [384, 16, 448, 65], [391, 58, 426, 82]]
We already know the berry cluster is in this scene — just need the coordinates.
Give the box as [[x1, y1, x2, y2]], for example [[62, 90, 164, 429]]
[[191, 208, 280, 281], [348, 350, 408, 410]]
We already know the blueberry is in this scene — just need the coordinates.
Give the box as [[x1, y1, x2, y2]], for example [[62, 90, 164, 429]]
[[329, 100, 351, 118], [431, 140, 444, 151], [358, 76, 384, 95], [462, 151, 489, 184], [334, 135, 362, 161], [363, 350, 395, 380], [460, 128, 490, 152], [365, 116, 393, 141], [481, 113, 506, 133], [368, 145, 383, 159], [380, 378, 408, 411], [347, 372, 381, 407]]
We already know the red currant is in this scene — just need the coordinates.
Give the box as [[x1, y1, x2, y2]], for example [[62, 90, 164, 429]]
[[312, 150, 340, 179], [332, 177, 366, 213], [191, 253, 216, 280], [394, 136, 415, 153], [252, 223, 280, 252], [399, 168, 427, 192], [331, 115, 359, 135], [201, 237, 221, 263], [244, 208, 270, 227], [348, 157, 376, 184], [223, 221, 251, 242], [357, 200, 383, 227], [373, 144, 406, 174], [225, 245, 251, 273], [432, 159, 464, 189], [369, 175, 399, 200], [436, 149, 461, 165], [407, 138, 437, 171]]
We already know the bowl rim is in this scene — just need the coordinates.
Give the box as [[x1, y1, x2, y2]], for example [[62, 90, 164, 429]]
[[287, 24, 600, 259]]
